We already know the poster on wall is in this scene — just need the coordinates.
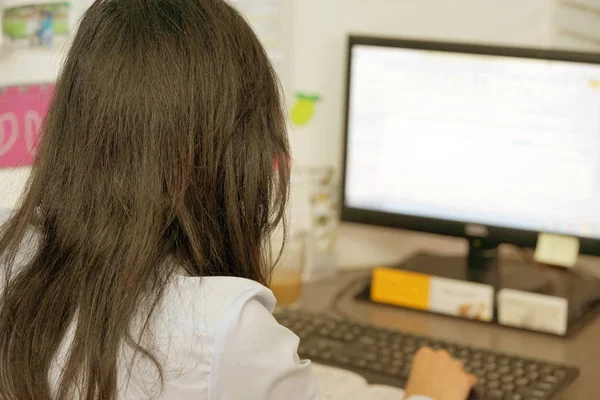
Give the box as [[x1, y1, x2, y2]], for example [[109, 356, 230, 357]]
[[0, 83, 54, 168], [228, 0, 293, 102], [1, 1, 70, 52]]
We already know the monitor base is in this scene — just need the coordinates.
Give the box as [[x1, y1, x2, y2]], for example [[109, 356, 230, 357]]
[[398, 251, 554, 294], [357, 244, 600, 337]]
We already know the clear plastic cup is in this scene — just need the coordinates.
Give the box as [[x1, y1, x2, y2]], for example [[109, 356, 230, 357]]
[[270, 232, 305, 306]]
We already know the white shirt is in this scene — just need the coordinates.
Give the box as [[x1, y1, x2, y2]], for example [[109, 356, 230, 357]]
[[112, 275, 320, 399], [0, 209, 433, 400], [106, 275, 433, 400]]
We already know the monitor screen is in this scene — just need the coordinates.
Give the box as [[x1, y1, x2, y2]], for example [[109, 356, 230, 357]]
[[344, 41, 600, 240]]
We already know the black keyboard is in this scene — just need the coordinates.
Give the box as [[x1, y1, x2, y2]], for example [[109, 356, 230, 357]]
[[275, 309, 579, 400]]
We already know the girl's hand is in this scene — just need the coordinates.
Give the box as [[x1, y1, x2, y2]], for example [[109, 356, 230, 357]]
[[404, 347, 477, 400]]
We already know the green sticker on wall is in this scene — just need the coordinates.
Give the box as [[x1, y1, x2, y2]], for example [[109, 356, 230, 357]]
[[290, 92, 321, 126]]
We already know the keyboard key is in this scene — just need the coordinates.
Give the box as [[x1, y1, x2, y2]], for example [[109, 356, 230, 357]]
[[472, 383, 485, 392], [487, 380, 500, 389], [403, 344, 417, 353], [527, 363, 539, 371], [554, 369, 567, 379], [498, 366, 511, 375], [486, 354, 497, 363], [371, 362, 383, 372], [318, 328, 331, 336], [359, 336, 376, 345], [487, 372, 501, 381], [515, 377, 529, 386], [352, 358, 367, 368], [401, 365, 411, 379], [334, 355, 351, 365], [307, 349, 319, 358], [528, 372, 539, 381], [498, 357, 511, 366], [536, 382, 554, 391], [403, 336, 416, 344], [485, 363, 497, 371], [343, 333, 356, 342], [501, 383, 515, 392], [540, 365, 554, 375], [516, 388, 547, 400]]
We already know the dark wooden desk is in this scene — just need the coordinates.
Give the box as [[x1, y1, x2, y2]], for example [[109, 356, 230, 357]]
[[299, 270, 600, 400]]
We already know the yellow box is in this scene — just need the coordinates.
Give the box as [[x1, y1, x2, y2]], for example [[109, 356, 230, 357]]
[[371, 267, 430, 310]]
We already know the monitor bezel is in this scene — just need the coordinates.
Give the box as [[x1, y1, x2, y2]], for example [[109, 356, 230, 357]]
[[340, 35, 600, 255]]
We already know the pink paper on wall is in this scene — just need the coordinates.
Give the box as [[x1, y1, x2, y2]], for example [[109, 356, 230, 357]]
[[0, 83, 55, 168]]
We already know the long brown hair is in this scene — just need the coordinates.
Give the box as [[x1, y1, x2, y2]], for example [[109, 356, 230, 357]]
[[0, 0, 290, 398]]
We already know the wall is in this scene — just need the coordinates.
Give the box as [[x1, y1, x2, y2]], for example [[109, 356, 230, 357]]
[[553, 0, 600, 50], [0, 0, 562, 209]]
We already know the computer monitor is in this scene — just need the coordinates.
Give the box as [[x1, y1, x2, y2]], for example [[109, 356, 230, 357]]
[[341, 36, 600, 286]]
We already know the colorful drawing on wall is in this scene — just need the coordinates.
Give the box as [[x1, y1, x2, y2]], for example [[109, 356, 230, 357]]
[[1, 2, 70, 51], [290, 92, 321, 126], [0, 83, 54, 168]]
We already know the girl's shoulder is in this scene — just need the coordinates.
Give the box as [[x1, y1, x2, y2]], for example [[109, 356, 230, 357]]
[[161, 274, 276, 334]]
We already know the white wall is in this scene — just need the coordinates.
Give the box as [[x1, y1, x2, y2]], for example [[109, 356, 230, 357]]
[[0, 0, 563, 210], [553, 0, 600, 50], [0, 167, 28, 208]]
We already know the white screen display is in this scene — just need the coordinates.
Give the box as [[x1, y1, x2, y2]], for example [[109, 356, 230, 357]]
[[345, 44, 600, 239]]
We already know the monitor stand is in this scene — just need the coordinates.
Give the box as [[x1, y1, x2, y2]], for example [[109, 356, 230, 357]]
[[400, 239, 552, 294], [357, 238, 600, 336]]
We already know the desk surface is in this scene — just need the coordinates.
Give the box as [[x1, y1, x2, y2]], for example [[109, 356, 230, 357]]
[[299, 271, 599, 399], [301, 224, 600, 400]]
